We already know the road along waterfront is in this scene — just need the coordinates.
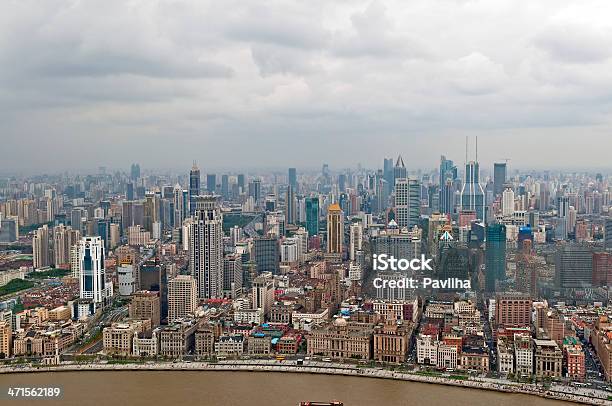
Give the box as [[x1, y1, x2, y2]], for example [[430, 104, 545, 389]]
[[1, 360, 609, 405]]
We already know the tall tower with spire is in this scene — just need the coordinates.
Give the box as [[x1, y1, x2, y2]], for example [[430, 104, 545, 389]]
[[460, 137, 485, 222], [393, 155, 407, 187]]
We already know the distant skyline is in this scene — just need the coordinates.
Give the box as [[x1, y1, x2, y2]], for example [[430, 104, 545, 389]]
[[3, 1, 612, 173]]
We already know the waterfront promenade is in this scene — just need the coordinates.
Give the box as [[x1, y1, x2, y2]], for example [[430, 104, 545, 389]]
[[1, 360, 609, 405]]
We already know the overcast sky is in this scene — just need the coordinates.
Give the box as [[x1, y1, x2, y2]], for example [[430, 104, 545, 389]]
[[2, 0, 612, 174]]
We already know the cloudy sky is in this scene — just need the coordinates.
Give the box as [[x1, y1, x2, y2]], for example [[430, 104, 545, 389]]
[[2, 0, 612, 174]]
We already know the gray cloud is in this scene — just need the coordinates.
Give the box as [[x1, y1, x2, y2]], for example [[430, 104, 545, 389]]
[[2, 0, 612, 174]]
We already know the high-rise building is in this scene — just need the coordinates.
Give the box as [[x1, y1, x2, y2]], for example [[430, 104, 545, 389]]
[[130, 163, 140, 181], [0, 320, 11, 358], [117, 263, 135, 296], [254, 237, 279, 275], [395, 178, 420, 229], [439, 156, 457, 217], [502, 186, 515, 217], [461, 160, 485, 222], [252, 274, 274, 317], [221, 174, 229, 200], [439, 156, 457, 184], [604, 217, 612, 250], [223, 254, 243, 299], [237, 174, 245, 193], [438, 242, 470, 283], [78, 236, 112, 307], [33, 224, 50, 269], [189, 196, 223, 299], [383, 157, 394, 188], [349, 222, 363, 262], [206, 174, 216, 194], [493, 162, 507, 196], [593, 252, 612, 287], [173, 184, 186, 228], [288, 167, 297, 193], [168, 275, 198, 322], [250, 179, 262, 206], [495, 293, 532, 328], [285, 185, 296, 225], [0, 217, 18, 243], [485, 223, 506, 292], [306, 197, 319, 237], [393, 155, 407, 189], [129, 290, 161, 327], [189, 163, 201, 216], [555, 244, 593, 289], [326, 203, 344, 257], [53, 225, 80, 268]]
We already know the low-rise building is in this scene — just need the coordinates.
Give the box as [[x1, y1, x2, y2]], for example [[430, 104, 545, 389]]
[[159, 319, 198, 358], [132, 329, 159, 357], [514, 334, 533, 377], [215, 335, 245, 357], [247, 334, 271, 355], [373, 321, 411, 363], [103, 320, 151, 356], [307, 318, 372, 360], [534, 339, 562, 379], [563, 337, 585, 381], [497, 338, 514, 374]]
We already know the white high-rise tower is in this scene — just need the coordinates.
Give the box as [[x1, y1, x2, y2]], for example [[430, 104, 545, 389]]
[[78, 236, 112, 306], [502, 186, 515, 217], [189, 196, 224, 299]]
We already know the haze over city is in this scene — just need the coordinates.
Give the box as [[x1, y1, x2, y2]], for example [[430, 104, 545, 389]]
[[3, 0, 612, 173]]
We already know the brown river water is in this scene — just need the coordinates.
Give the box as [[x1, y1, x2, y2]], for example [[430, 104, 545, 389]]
[[1, 371, 572, 406]]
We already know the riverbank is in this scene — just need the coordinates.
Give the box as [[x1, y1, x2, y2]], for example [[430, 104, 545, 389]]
[[1, 360, 609, 405]]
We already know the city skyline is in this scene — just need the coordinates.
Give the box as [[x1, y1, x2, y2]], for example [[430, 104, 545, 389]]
[[4, 1, 612, 172]]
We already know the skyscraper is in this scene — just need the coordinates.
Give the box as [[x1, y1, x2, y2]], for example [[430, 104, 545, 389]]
[[53, 224, 80, 268], [393, 155, 407, 188], [78, 236, 112, 306], [221, 174, 229, 200], [130, 163, 140, 181], [439, 155, 457, 184], [461, 160, 485, 222], [189, 163, 200, 216], [206, 173, 216, 194], [306, 197, 319, 237], [285, 185, 296, 225], [33, 224, 50, 269], [493, 162, 507, 196], [326, 203, 344, 257], [249, 179, 261, 207], [394, 178, 420, 229], [254, 237, 280, 275], [189, 196, 223, 299], [605, 217, 612, 250], [383, 158, 394, 190], [439, 155, 457, 216], [502, 186, 515, 217], [237, 174, 245, 193], [349, 222, 363, 262], [555, 244, 593, 289], [288, 167, 297, 193], [485, 223, 506, 292], [173, 184, 185, 228]]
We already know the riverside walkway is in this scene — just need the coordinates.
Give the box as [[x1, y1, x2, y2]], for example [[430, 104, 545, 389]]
[[1, 360, 609, 405]]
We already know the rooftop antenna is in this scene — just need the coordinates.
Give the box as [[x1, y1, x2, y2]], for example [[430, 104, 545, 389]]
[[465, 136, 468, 165], [475, 136, 478, 162]]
